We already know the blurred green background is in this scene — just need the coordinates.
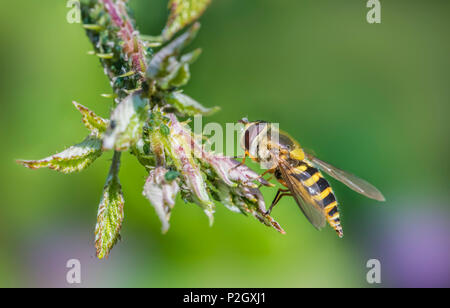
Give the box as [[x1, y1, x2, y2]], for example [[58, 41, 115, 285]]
[[0, 0, 448, 287]]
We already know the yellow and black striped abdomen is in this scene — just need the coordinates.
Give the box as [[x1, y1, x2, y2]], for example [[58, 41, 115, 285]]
[[292, 161, 344, 238]]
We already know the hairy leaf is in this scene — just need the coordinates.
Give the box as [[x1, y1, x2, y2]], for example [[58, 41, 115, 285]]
[[143, 167, 180, 233], [212, 180, 285, 234], [147, 23, 200, 80], [174, 137, 214, 223], [18, 136, 102, 174], [162, 0, 211, 41], [165, 92, 219, 116], [73, 101, 108, 137], [103, 93, 149, 151], [161, 119, 215, 224], [95, 152, 124, 259], [157, 49, 202, 89]]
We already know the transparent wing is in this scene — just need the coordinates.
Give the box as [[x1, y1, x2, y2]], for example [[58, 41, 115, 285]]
[[278, 159, 327, 230], [307, 155, 385, 202]]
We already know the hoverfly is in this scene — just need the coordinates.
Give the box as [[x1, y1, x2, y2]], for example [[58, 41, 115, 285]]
[[238, 119, 385, 238]]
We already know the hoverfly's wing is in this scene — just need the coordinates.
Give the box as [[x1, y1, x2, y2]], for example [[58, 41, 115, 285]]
[[307, 155, 385, 202], [278, 159, 327, 230]]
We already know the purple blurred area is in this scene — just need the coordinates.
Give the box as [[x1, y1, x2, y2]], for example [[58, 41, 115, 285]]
[[363, 202, 449, 288]]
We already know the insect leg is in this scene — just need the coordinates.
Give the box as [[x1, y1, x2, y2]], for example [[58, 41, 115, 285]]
[[259, 169, 272, 177], [230, 151, 248, 171], [266, 189, 291, 215], [255, 168, 275, 186], [258, 175, 274, 188], [265, 175, 274, 182]]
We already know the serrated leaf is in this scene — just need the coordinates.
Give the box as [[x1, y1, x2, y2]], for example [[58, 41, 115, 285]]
[[147, 23, 200, 80], [157, 49, 202, 89], [238, 187, 285, 234], [103, 93, 149, 151], [95, 153, 124, 259], [165, 114, 215, 223], [169, 63, 191, 88], [215, 180, 285, 234], [162, 0, 211, 41], [213, 181, 243, 214], [165, 92, 220, 116], [143, 167, 180, 234], [18, 136, 103, 174], [73, 101, 108, 137]]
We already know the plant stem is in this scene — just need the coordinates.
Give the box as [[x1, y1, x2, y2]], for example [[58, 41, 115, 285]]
[[81, 0, 151, 100], [109, 151, 122, 179]]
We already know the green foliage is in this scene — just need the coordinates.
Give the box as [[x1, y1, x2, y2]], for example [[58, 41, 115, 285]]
[[95, 152, 124, 259], [162, 0, 212, 41], [18, 136, 103, 174], [103, 93, 150, 151], [80, 0, 147, 99], [143, 167, 180, 234], [73, 101, 108, 137], [165, 92, 220, 116], [157, 49, 202, 89], [148, 23, 200, 79]]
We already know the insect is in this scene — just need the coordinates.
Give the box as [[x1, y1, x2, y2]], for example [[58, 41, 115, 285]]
[[238, 119, 385, 238]]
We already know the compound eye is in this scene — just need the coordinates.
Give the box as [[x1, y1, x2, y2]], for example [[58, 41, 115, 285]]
[[244, 129, 251, 150], [244, 122, 267, 151]]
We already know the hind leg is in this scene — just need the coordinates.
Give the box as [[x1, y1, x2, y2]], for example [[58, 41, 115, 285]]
[[266, 189, 291, 215]]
